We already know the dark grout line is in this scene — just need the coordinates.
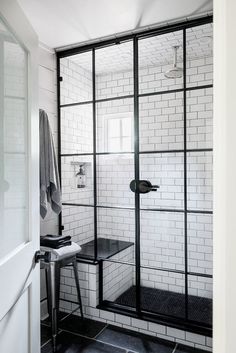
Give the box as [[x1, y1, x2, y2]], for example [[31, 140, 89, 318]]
[[40, 338, 52, 349], [40, 329, 63, 348], [172, 343, 178, 353], [94, 323, 108, 339]]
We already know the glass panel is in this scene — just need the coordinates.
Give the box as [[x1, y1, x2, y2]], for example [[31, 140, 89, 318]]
[[140, 268, 185, 317], [61, 104, 93, 154], [61, 155, 94, 205], [103, 261, 135, 308], [187, 151, 213, 211], [187, 87, 213, 150], [139, 92, 184, 152], [0, 17, 28, 259], [60, 51, 92, 104], [97, 207, 135, 244], [140, 211, 184, 271], [140, 153, 184, 210], [96, 98, 134, 153], [188, 275, 212, 325], [138, 31, 183, 95], [95, 41, 133, 100], [186, 23, 213, 88], [188, 213, 213, 276], [62, 205, 94, 243], [97, 154, 134, 207]]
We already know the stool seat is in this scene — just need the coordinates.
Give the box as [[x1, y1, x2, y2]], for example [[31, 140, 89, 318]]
[[41, 244, 83, 352], [41, 242, 81, 261]]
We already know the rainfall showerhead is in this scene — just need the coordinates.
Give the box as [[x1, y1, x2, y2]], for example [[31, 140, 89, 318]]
[[164, 45, 183, 79]]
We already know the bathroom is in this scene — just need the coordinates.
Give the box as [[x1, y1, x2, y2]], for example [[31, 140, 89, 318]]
[[0, 1, 235, 353]]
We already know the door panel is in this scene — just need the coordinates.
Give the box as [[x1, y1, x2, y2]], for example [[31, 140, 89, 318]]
[[0, 1, 39, 352], [0, 289, 29, 353]]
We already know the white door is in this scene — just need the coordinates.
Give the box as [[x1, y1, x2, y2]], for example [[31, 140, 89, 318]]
[[0, 1, 40, 353]]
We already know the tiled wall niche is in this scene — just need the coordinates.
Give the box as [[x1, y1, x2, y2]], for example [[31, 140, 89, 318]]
[[57, 21, 213, 351]]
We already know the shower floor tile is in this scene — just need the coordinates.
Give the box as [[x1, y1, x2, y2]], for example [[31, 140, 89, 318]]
[[115, 286, 212, 325]]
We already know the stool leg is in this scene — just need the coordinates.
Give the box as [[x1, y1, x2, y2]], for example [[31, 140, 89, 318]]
[[47, 262, 60, 352], [45, 268, 51, 322], [73, 260, 83, 319]]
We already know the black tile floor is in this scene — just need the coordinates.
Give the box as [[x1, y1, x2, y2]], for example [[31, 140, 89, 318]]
[[41, 314, 209, 353], [116, 286, 212, 326]]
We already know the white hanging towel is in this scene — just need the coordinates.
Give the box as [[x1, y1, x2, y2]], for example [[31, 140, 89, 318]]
[[39, 109, 62, 218]]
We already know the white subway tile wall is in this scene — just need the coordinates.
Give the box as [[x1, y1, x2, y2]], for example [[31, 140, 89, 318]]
[[188, 214, 213, 275], [141, 268, 185, 295], [139, 92, 184, 151], [62, 205, 94, 245], [97, 154, 134, 207], [60, 52, 92, 104], [187, 88, 213, 150], [97, 208, 135, 243], [140, 212, 184, 271], [140, 153, 185, 209], [61, 104, 93, 154], [187, 152, 213, 211], [95, 41, 133, 99], [188, 275, 212, 299], [103, 247, 134, 302]]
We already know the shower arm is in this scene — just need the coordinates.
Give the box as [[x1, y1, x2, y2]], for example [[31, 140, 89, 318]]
[[173, 45, 179, 68]]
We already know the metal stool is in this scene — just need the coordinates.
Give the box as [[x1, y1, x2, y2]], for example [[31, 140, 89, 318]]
[[41, 253, 83, 351]]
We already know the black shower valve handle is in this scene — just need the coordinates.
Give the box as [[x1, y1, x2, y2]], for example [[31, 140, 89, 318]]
[[130, 180, 160, 194], [148, 184, 159, 191]]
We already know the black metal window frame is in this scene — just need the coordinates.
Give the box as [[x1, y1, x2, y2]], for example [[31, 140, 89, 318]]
[[57, 15, 213, 337]]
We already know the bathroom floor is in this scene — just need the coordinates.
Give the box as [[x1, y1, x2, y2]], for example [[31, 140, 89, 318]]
[[41, 314, 208, 353]]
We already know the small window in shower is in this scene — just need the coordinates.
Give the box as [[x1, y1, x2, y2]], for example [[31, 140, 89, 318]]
[[105, 113, 133, 152]]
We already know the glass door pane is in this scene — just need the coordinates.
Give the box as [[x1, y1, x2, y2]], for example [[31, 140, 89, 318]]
[[140, 153, 184, 210], [60, 51, 92, 105], [0, 18, 28, 259], [138, 31, 183, 95]]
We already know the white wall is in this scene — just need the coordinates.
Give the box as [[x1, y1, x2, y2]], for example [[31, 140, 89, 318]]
[[38, 45, 58, 318]]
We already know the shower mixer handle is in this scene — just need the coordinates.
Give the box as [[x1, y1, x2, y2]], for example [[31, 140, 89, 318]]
[[130, 180, 160, 194]]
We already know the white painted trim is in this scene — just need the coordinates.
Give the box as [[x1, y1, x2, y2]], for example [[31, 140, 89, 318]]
[[213, 0, 236, 352]]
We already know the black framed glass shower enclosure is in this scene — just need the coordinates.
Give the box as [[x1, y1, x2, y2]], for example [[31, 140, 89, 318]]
[[57, 15, 213, 336]]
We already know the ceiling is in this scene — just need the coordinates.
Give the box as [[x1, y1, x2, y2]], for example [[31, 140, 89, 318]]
[[17, 0, 213, 49], [62, 24, 213, 75]]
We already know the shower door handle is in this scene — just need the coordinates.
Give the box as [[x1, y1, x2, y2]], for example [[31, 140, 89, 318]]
[[130, 180, 160, 194]]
